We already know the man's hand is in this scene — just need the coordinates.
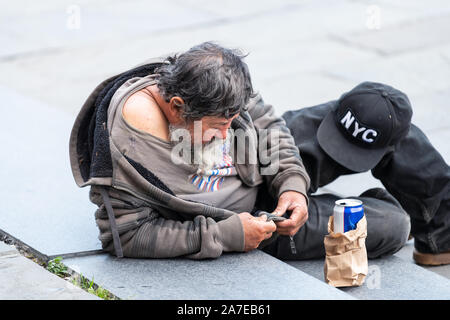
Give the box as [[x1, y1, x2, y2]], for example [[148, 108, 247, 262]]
[[238, 212, 277, 252], [272, 191, 308, 236]]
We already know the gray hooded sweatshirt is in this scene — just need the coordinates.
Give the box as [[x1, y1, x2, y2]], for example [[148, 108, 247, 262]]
[[69, 54, 310, 259]]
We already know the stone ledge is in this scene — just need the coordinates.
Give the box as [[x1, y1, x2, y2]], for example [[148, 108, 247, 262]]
[[0, 241, 100, 300], [64, 250, 354, 300], [286, 254, 450, 300]]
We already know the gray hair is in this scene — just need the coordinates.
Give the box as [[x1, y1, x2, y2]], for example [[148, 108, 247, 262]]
[[154, 42, 256, 121]]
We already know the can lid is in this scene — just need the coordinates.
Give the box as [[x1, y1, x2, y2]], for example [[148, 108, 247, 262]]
[[335, 199, 363, 207]]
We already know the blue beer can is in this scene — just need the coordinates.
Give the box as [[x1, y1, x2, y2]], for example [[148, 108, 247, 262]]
[[333, 199, 364, 233]]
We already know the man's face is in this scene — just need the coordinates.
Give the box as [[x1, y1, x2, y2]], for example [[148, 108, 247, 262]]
[[169, 113, 239, 145], [192, 113, 239, 145]]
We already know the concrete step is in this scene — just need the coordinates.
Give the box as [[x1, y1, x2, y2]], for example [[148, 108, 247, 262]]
[[395, 239, 450, 280], [0, 86, 102, 258], [285, 246, 450, 300], [0, 241, 99, 300], [0, 241, 17, 257], [64, 250, 354, 300]]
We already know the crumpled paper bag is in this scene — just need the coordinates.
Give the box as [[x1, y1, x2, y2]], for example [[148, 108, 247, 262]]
[[323, 215, 368, 287]]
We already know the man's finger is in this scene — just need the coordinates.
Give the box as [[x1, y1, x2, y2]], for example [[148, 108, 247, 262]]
[[277, 211, 303, 236], [256, 214, 268, 222], [272, 198, 290, 216], [276, 207, 306, 231], [260, 220, 277, 233]]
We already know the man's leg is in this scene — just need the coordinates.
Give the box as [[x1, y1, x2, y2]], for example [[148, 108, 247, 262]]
[[262, 187, 411, 260], [372, 124, 450, 261]]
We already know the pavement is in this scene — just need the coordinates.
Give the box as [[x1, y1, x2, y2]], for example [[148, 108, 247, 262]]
[[0, 0, 449, 300], [0, 241, 99, 300]]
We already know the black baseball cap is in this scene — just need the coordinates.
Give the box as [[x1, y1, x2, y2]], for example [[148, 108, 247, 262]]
[[317, 82, 413, 172]]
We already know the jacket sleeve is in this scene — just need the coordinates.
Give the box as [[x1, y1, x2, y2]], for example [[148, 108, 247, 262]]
[[90, 186, 245, 259], [246, 93, 311, 201]]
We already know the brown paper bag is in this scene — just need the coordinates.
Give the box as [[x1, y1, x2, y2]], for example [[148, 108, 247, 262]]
[[323, 215, 368, 287]]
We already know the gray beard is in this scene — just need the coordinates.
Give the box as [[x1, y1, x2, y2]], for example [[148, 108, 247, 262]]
[[168, 123, 233, 174]]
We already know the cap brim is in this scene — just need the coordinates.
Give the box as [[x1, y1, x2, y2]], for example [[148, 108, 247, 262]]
[[317, 110, 387, 172]]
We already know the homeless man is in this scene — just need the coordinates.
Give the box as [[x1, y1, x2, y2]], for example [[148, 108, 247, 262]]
[[69, 42, 310, 259]]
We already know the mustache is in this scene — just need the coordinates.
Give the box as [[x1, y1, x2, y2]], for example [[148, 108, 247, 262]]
[[168, 123, 234, 172]]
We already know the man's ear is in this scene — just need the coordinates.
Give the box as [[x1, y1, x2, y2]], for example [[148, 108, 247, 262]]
[[169, 96, 184, 118]]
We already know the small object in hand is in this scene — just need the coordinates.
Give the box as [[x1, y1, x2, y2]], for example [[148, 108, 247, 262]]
[[256, 210, 287, 222], [256, 211, 297, 254]]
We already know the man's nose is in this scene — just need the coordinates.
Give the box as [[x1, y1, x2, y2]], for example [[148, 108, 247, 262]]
[[216, 127, 228, 140]]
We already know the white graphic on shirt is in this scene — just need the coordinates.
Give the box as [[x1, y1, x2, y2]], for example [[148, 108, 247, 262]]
[[189, 143, 236, 192]]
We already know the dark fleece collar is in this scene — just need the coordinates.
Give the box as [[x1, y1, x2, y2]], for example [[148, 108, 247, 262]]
[[76, 62, 175, 195]]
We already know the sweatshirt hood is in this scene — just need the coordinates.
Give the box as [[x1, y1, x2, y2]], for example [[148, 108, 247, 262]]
[[69, 56, 171, 188]]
